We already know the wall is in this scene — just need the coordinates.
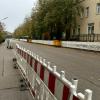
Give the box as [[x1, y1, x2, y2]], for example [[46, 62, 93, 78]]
[[78, 0, 100, 34]]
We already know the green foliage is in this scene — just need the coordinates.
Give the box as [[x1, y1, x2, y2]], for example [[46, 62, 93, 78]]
[[14, 0, 83, 40], [0, 32, 5, 43], [14, 17, 32, 39], [0, 22, 5, 43]]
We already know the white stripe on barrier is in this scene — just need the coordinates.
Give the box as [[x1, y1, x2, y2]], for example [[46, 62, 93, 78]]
[[44, 68, 49, 86]]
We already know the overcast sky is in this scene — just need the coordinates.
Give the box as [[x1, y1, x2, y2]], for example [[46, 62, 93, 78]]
[[0, 0, 37, 33]]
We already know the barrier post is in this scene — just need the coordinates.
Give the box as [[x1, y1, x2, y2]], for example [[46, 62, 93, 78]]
[[36, 55, 39, 61], [52, 66, 56, 72], [43, 59, 46, 66], [34, 53, 37, 59], [77, 93, 84, 100], [47, 62, 51, 68], [40, 57, 42, 63], [47, 62, 53, 71], [72, 78, 78, 94], [85, 89, 92, 100], [26, 50, 30, 78], [70, 85, 76, 100], [60, 71, 65, 79]]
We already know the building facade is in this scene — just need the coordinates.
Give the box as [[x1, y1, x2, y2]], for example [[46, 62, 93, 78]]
[[71, 0, 100, 41]]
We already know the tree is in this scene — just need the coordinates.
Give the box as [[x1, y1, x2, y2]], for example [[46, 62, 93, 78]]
[[14, 17, 32, 38], [14, 0, 83, 40], [31, 0, 83, 40], [0, 22, 5, 43]]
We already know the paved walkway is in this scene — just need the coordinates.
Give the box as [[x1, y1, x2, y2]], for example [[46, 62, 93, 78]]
[[0, 42, 33, 100]]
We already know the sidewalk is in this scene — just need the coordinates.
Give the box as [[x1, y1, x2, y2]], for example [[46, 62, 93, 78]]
[[0, 42, 33, 100]]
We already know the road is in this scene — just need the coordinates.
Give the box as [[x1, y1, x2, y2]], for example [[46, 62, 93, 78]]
[[12, 40, 100, 100]]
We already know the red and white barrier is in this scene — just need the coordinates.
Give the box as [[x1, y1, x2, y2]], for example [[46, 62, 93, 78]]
[[15, 44, 93, 100]]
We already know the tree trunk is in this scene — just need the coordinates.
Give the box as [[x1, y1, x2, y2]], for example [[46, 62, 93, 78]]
[[65, 28, 70, 40], [56, 24, 62, 40]]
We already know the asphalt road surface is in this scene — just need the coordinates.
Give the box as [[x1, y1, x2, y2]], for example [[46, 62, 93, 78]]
[[12, 40, 100, 100]]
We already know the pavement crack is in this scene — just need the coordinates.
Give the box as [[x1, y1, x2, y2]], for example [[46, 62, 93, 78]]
[[0, 87, 19, 91]]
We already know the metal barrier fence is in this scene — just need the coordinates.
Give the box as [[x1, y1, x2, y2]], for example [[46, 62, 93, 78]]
[[15, 44, 92, 100], [70, 34, 100, 42]]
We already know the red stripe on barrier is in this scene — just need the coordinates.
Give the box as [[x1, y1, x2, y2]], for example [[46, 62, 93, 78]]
[[73, 95, 80, 100], [40, 65, 44, 81], [30, 57, 33, 67], [27, 54, 29, 63], [22, 50, 24, 57], [31, 89, 35, 96], [21, 50, 23, 57], [24, 52, 26, 59], [62, 85, 70, 100], [21, 50, 22, 56], [48, 73, 56, 94], [34, 60, 38, 72]]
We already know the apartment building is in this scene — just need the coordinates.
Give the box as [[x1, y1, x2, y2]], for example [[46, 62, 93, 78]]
[[71, 0, 100, 41]]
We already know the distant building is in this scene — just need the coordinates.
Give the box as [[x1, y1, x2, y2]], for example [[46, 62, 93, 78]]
[[70, 0, 100, 42]]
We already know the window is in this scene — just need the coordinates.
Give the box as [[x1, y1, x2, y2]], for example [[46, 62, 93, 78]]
[[97, 3, 100, 14], [85, 7, 89, 17], [88, 23, 94, 34], [80, 11, 84, 19]]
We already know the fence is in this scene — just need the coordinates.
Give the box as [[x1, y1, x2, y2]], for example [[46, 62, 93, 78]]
[[15, 44, 93, 100], [70, 34, 100, 42]]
